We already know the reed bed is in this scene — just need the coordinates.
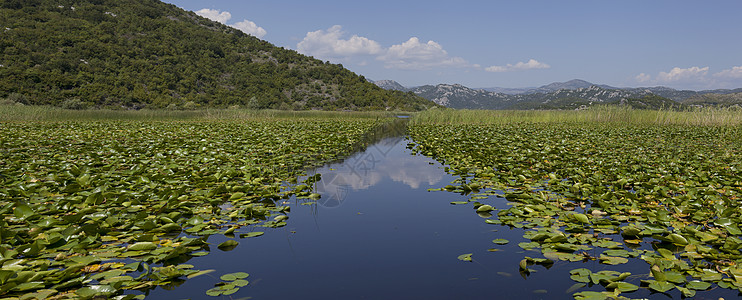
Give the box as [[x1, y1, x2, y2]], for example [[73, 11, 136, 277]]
[[0, 105, 400, 122], [412, 106, 742, 126]]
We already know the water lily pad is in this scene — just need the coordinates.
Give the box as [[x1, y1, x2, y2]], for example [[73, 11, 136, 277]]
[[492, 239, 509, 245], [573, 291, 608, 300], [686, 280, 711, 290], [457, 253, 473, 262], [128, 242, 157, 251], [605, 281, 638, 292], [646, 280, 675, 293], [599, 255, 628, 265], [220, 272, 249, 281]]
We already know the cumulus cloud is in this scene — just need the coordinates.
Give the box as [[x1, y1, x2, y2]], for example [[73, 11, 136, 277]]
[[232, 20, 266, 38], [195, 8, 231, 24], [656, 66, 709, 82], [297, 25, 382, 61], [485, 59, 550, 72], [376, 37, 470, 70], [296, 27, 469, 70], [195, 8, 266, 38]]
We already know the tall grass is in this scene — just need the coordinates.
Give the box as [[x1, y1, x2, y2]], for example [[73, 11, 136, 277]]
[[412, 106, 742, 126], [0, 105, 401, 122]]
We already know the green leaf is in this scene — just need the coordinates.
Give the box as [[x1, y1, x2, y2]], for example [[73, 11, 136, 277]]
[[232, 279, 249, 287], [217, 240, 239, 251], [491, 239, 509, 245], [13, 281, 45, 292], [667, 233, 688, 245], [573, 213, 590, 224], [76, 285, 116, 297], [206, 287, 224, 296], [664, 271, 687, 284], [657, 248, 674, 259], [457, 253, 473, 262], [569, 268, 592, 283], [650, 265, 666, 282], [573, 291, 608, 300], [13, 203, 34, 219], [676, 286, 696, 297], [686, 280, 711, 290], [127, 242, 157, 251], [220, 272, 249, 281], [605, 281, 638, 292], [647, 280, 675, 293], [599, 255, 628, 265], [241, 231, 264, 238], [476, 205, 494, 212]]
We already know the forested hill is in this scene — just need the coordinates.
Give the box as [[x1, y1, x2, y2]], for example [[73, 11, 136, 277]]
[[0, 0, 434, 111]]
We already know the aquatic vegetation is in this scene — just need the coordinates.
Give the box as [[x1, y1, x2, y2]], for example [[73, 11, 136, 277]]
[[0, 117, 387, 298], [409, 120, 742, 298]]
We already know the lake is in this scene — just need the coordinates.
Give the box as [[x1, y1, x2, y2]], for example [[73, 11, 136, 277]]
[[145, 124, 738, 300]]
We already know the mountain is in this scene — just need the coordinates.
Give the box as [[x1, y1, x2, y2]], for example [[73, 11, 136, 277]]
[[626, 87, 742, 102], [399, 83, 679, 110], [479, 87, 535, 94], [372, 80, 408, 92], [480, 79, 618, 95], [0, 0, 434, 111], [375, 78, 742, 110], [410, 84, 513, 109]]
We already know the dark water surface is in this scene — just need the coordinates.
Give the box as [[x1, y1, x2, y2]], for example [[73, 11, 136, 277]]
[[146, 132, 739, 299]]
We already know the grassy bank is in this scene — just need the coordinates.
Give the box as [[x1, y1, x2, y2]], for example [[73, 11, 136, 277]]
[[412, 106, 742, 126], [0, 104, 404, 122]]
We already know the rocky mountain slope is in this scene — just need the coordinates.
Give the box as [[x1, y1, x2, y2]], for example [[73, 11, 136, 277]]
[[374, 79, 740, 109]]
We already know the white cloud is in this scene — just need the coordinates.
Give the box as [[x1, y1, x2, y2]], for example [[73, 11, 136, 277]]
[[195, 8, 266, 38], [635, 73, 651, 83], [485, 59, 550, 72], [231, 20, 266, 38], [297, 25, 382, 61], [633, 66, 742, 89], [715, 66, 742, 79], [656, 66, 709, 82], [195, 8, 231, 24], [377, 37, 469, 70]]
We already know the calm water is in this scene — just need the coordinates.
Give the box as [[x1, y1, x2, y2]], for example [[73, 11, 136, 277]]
[[146, 132, 739, 299]]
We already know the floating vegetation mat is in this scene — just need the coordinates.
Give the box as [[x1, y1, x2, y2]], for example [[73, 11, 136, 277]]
[[408, 122, 742, 299], [0, 118, 386, 299]]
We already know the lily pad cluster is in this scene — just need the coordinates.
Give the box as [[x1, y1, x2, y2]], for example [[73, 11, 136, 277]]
[[0, 118, 389, 298], [409, 122, 742, 298]]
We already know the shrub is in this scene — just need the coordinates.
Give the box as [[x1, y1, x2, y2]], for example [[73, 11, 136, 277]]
[[61, 98, 88, 110], [6, 93, 29, 105]]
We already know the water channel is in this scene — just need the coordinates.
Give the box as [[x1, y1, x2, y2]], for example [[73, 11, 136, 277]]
[[147, 121, 738, 300]]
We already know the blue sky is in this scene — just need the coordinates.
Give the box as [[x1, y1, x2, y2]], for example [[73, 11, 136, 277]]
[[163, 0, 742, 90]]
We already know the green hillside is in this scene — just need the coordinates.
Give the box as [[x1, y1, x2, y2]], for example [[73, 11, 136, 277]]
[[0, 0, 433, 111]]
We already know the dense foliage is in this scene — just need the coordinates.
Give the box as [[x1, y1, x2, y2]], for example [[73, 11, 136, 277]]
[[0, 0, 433, 111], [409, 120, 742, 298], [0, 117, 388, 298]]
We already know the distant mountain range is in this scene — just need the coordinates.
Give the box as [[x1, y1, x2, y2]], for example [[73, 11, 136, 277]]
[[372, 79, 742, 110]]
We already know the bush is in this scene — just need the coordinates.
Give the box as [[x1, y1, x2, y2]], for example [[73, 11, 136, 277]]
[[61, 98, 88, 110], [6, 93, 29, 105], [182, 101, 200, 110]]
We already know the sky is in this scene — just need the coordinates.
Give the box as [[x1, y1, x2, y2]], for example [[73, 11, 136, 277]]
[[163, 0, 742, 91]]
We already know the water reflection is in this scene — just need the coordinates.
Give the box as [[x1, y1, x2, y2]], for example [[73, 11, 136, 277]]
[[311, 136, 445, 207]]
